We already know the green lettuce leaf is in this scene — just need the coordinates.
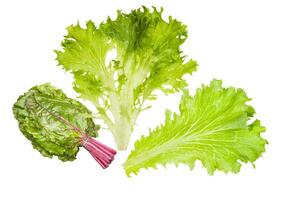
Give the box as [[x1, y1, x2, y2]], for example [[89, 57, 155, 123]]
[[55, 7, 197, 150], [124, 80, 267, 176], [13, 83, 99, 161]]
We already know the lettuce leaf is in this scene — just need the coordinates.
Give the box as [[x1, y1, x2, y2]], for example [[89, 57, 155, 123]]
[[124, 80, 267, 176], [55, 7, 197, 150], [13, 83, 99, 161]]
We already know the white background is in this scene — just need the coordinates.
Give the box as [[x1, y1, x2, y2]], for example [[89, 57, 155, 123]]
[[0, 0, 287, 199]]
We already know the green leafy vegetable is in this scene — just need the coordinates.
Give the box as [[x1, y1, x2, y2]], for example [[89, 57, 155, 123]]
[[13, 83, 116, 168], [55, 7, 197, 150], [124, 80, 267, 176]]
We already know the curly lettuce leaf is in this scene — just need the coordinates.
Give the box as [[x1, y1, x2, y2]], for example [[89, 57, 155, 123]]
[[13, 83, 99, 161], [124, 80, 267, 176], [55, 7, 197, 150]]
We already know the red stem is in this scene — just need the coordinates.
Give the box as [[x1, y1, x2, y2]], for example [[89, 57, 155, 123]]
[[81, 136, 116, 169], [83, 145, 107, 168], [86, 142, 112, 163], [88, 137, 116, 156]]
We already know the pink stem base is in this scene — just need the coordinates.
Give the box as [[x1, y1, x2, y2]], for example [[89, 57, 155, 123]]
[[81, 136, 117, 169]]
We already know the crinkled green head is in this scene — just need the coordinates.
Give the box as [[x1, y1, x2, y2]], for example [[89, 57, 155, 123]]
[[13, 83, 99, 161], [54, 6, 198, 150]]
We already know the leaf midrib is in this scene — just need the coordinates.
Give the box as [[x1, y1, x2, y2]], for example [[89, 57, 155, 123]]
[[31, 95, 85, 135]]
